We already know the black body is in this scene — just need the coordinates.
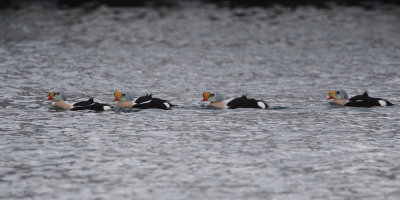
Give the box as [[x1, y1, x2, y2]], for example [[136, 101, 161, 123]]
[[134, 94, 153, 104], [72, 97, 94, 107], [132, 95, 173, 110], [226, 95, 268, 109], [348, 91, 369, 102], [71, 97, 111, 111], [345, 91, 393, 107]]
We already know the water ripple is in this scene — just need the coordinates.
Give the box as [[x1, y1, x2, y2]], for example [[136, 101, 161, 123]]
[[1, 3, 400, 200]]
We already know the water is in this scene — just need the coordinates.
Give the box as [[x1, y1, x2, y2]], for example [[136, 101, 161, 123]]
[[1, 2, 400, 199]]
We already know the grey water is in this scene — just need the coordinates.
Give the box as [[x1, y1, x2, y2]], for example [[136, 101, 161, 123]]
[[1, 2, 400, 199]]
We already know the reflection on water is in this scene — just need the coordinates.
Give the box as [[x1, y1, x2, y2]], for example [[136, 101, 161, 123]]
[[0, 3, 400, 200]]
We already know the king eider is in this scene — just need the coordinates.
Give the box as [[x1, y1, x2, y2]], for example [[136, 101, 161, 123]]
[[47, 92, 112, 111], [327, 89, 393, 107], [113, 90, 173, 110], [201, 91, 268, 109]]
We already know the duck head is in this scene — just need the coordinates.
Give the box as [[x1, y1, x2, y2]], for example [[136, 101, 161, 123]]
[[119, 93, 132, 102], [113, 91, 123, 101], [202, 91, 224, 102], [327, 89, 349, 100], [48, 92, 55, 100], [48, 92, 67, 101], [114, 91, 135, 102]]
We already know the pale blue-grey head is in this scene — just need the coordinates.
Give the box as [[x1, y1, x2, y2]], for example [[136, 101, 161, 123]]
[[120, 93, 134, 102], [53, 92, 68, 101], [337, 89, 349, 99], [203, 91, 225, 102]]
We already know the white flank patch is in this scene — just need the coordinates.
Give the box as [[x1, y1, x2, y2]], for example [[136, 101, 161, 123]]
[[378, 100, 387, 106], [257, 102, 266, 109], [164, 103, 171, 109], [103, 106, 112, 111], [142, 100, 151, 104]]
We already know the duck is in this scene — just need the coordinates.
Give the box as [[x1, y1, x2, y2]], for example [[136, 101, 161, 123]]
[[201, 91, 268, 109], [47, 92, 112, 111], [113, 90, 173, 110], [327, 89, 394, 107]]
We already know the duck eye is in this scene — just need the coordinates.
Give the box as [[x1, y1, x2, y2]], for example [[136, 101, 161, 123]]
[[56, 92, 59, 95]]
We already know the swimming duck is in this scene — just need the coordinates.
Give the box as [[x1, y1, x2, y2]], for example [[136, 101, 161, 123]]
[[113, 91, 137, 108], [201, 91, 268, 109], [327, 89, 393, 107], [113, 90, 173, 110], [48, 92, 72, 110], [48, 92, 112, 111]]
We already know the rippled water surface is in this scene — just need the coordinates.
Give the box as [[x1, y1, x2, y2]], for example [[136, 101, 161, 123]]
[[1, 3, 400, 199]]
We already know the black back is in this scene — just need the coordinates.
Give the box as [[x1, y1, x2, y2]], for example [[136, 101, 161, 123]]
[[71, 97, 111, 111], [73, 97, 94, 107], [348, 91, 369, 102], [134, 94, 153, 104], [226, 95, 268, 109], [132, 98, 172, 110]]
